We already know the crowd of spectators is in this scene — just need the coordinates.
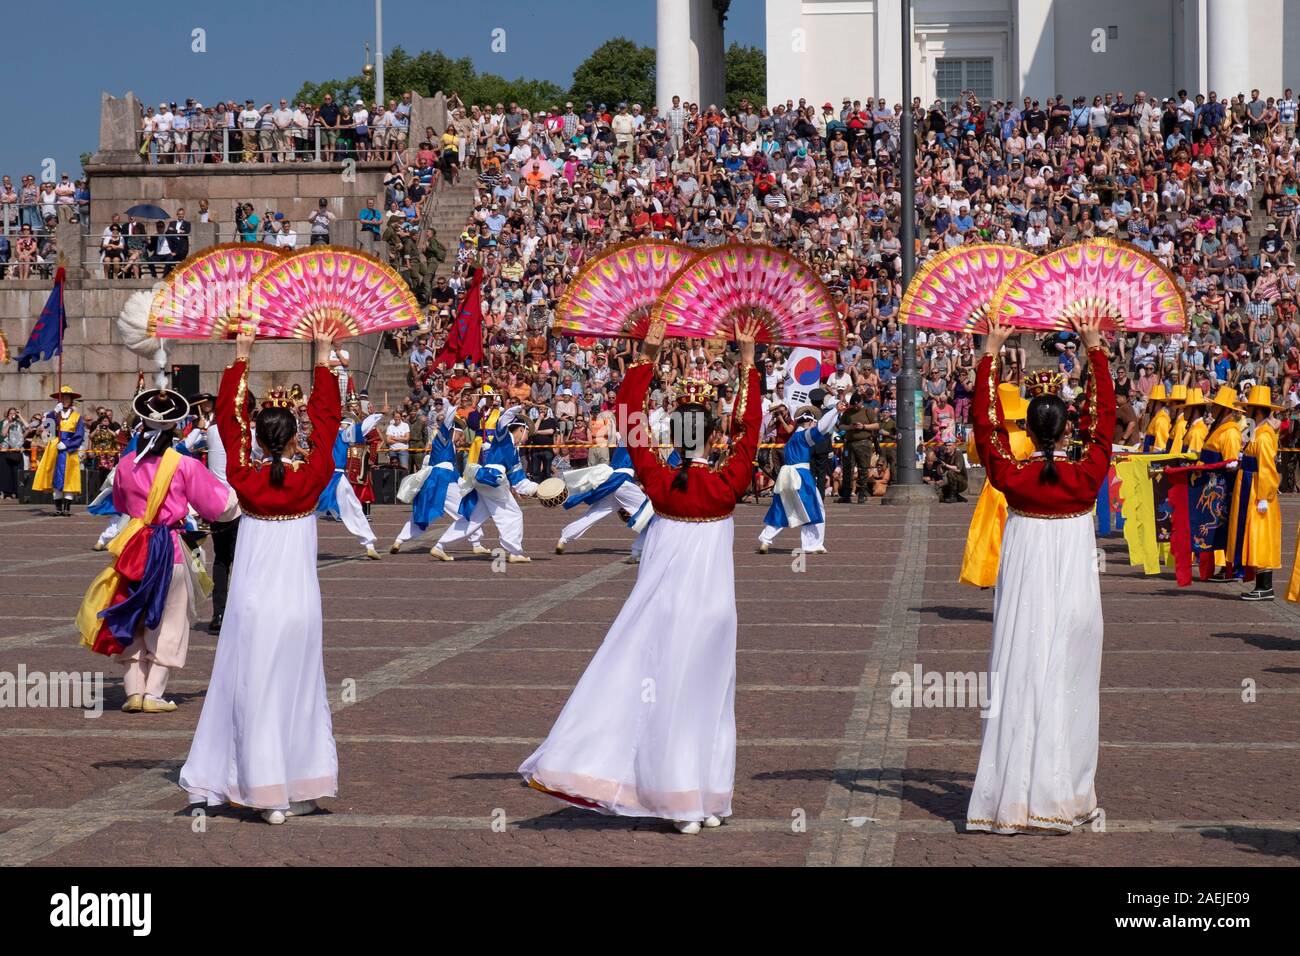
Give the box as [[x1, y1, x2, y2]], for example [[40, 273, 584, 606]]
[[0, 173, 91, 279], [138, 94, 416, 165], [363, 84, 1300, 500], [18, 82, 1300, 503]]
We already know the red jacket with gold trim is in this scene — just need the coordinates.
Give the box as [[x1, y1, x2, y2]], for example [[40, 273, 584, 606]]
[[973, 348, 1115, 517], [616, 360, 761, 521], [217, 359, 341, 517]]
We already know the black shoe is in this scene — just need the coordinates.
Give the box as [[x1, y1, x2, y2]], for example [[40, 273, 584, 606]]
[[206, 614, 223, 634], [955, 494, 969, 503], [1241, 589, 1275, 602]]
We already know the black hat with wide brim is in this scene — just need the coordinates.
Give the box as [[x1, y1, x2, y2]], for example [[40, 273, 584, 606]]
[[133, 388, 191, 429]]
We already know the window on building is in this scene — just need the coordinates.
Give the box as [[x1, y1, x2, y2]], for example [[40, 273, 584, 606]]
[[936, 57, 994, 104]]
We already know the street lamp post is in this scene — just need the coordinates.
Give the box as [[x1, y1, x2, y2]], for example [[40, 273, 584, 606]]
[[885, 0, 927, 502], [375, 0, 385, 107]]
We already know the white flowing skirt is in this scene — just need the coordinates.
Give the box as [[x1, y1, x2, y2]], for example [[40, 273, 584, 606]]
[[519, 516, 737, 821], [179, 514, 337, 810], [967, 511, 1103, 834]]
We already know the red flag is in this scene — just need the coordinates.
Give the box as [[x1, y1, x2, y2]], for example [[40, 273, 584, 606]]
[[435, 269, 484, 368]]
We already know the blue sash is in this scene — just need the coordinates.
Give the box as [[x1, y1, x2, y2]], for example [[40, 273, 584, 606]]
[[98, 524, 175, 647], [1229, 454, 1257, 575], [1190, 449, 1230, 553]]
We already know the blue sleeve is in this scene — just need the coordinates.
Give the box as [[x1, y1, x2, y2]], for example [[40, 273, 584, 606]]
[[65, 416, 85, 452]]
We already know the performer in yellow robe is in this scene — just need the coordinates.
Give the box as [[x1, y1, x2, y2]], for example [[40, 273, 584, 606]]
[[1228, 386, 1282, 600], [466, 390, 501, 466], [33, 385, 85, 515], [958, 383, 1032, 588], [1165, 384, 1189, 453], [1142, 384, 1171, 453], [1202, 387, 1243, 581], [1182, 388, 1209, 454]]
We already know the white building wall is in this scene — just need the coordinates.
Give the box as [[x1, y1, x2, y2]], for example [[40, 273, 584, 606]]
[[723, 0, 1285, 112], [1246, 0, 1285, 96], [802, 1, 878, 106], [1049, 0, 1176, 101]]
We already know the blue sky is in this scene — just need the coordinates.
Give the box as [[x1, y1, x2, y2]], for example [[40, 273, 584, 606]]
[[0, 0, 764, 179]]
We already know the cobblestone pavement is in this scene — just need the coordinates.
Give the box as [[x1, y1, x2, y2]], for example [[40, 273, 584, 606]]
[[0, 491, 1296, 867]]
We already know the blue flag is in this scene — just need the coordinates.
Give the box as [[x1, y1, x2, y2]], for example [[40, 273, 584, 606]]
[[18, 266, 67, 371]]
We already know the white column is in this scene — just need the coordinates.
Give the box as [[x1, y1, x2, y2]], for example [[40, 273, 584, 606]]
[[765, 0, 803, 109], [658, 0, 694, 110], [1015, 0, 1055, 102], [876, 0, 902, 107], [1206, 0, 1252, 98], [699, 0, 727, 109]]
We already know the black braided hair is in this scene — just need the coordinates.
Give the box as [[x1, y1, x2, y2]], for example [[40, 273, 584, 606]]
[[669, 403, 720, 491], [1026, 394, 1069, 485], [255, 407, 297, 487]]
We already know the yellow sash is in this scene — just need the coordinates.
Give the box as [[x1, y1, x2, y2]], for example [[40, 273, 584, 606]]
[[75, 449, 182, 648]]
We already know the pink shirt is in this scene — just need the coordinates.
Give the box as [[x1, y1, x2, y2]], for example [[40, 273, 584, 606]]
[[113, 451, 234, 562]]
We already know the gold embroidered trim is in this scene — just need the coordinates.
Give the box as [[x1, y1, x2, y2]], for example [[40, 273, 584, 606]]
[[712, 365, 756, 472], [1008, 506, 1093, 520], [1084, 347, 1101, 454], [243, 508, 314, 521], [654, 511, 733, 523], [967, 811, 1097, 832], [984, 353, 1024, 469], [235, 362, 251, 468]]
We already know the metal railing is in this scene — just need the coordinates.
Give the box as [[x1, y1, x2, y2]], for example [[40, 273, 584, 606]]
[[137, 125, 413, 166], [0, 204, 93, 238]]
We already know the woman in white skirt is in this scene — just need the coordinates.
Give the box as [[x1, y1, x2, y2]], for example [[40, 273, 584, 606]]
[[179, 329, 342, 825], [967, 313, 1115, 835], [520, 317, 762, 834]]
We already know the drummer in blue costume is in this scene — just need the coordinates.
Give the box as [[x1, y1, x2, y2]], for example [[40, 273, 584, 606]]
[[554, 439, 661, 563], [316, 398, 384, 560], [757, 401, 846, 555], [432, 403, 539, 562], [389, 389, 487, 555]]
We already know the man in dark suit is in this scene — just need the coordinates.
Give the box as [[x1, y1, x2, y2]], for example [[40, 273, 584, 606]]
[[169, 208, 191, 261]]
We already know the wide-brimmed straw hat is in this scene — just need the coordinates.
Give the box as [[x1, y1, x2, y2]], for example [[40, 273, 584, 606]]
[[1237, 384, 1284, 411], [50, 385, 81, 401], [1208, 385, 1240, 411], [1181, 387, 1207, 408]]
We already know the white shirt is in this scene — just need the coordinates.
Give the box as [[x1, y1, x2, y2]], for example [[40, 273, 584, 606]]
[[385, 421, 410, 449], [205, 422, 229, 488]]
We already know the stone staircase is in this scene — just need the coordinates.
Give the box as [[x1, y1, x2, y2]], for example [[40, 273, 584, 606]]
[[353, 180, 478, 403]]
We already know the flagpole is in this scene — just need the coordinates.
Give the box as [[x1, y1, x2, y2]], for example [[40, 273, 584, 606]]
[[56, 253, 66, 392]]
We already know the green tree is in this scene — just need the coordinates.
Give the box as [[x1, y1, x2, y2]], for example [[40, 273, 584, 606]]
[[725, 43, 766, 112], [570, 38, 656, 109], [295, 45, 564, 111]]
